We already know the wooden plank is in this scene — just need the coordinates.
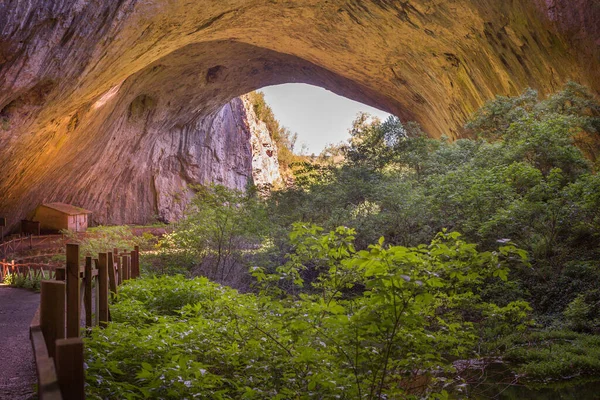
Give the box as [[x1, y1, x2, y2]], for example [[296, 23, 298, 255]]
[[98, 253, 109, 326], [65, 244, 80, 338], [132, 246, 140, 278], [107, 252, 117, 297], [40, 280, 65, 358], [30, 325, 62, 400], [84, 257, 93, 328], [55, 338, 85, 400], [78, 278, 85, 328], [94, 259, 100, 327], [123, 255, 130, 281], [116, 256, 123, 285], [55, 266, 65, 280]]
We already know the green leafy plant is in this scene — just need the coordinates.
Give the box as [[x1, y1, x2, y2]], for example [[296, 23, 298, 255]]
[[158, 185, 269, 285], [61, 225, 149, 258], [499, 330, 600, 381], [87, 227, 530, 399], [2, 270, 49, 291]]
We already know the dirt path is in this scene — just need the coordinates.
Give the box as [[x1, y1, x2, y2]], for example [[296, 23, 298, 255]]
[[0, 285, 39, 400]]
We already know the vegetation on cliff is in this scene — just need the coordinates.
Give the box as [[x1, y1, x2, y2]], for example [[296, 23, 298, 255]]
[[247, 91, 303, 175]]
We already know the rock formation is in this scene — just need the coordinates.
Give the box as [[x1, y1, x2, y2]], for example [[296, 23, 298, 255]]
[[0, 0, 598, 231], [242, 96, 282, 190], [149, 95, 281, 225]]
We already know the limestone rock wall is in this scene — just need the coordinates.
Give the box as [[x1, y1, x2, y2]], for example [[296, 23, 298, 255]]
[[242, 95, 282, 189], [0, 0, 598, 231], [148, 95, 280, 224]]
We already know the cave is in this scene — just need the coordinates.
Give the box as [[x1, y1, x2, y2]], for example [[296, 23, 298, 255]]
[[0, 0, 598, 231]]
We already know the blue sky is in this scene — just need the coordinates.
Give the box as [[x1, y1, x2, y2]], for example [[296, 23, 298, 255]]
[[260, 84, 391, 155]]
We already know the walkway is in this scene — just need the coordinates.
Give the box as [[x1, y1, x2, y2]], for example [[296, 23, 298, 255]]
[[0, 285, 39, 400]]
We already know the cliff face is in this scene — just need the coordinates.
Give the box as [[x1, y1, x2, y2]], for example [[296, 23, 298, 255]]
[[4, 93, 279, 226], [150, 95, 280, 224], [242, 95, 282, 190], [0, 0, 598, 231]]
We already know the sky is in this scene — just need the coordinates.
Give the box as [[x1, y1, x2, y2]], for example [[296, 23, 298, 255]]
[[260, 84, 392, 155]]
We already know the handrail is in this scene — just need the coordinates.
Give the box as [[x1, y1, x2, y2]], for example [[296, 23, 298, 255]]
[[0, 259, 57, 282], [28, 243, 140, 400], [30, 309, 62, 400], [0, 234, 64, 258]]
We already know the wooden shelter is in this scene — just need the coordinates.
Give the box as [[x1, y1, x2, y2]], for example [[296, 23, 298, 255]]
[[33, 203, 92, 233]]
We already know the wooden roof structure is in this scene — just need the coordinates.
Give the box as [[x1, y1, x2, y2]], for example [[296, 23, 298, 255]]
[[40, 202, 92, 216]]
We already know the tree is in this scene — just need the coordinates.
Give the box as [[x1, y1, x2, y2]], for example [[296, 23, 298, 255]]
[[159, 185, 268, 282]]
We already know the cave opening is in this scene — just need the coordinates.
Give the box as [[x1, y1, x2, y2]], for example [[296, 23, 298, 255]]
[[258, 83, 392, 156]]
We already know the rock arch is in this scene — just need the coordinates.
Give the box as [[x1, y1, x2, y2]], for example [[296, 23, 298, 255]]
[[0, 0, 598, 228]]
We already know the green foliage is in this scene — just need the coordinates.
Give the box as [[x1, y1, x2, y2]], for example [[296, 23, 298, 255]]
[[87, 227, 531, 399], [465, 88, 539, 139], [499, 330, 600, 381], [563, 295, 599, 332], [86, 83, 600, 397], [158, 185, 269, 284], [62, 225, 148, 258], [247, 91, 302, 171], [267, 82, 600, 320], [344, 113, 433, 174], [2, 270, 50, 291]]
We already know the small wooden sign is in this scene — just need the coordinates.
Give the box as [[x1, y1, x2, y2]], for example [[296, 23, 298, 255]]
[[0, 217, 6, 227]]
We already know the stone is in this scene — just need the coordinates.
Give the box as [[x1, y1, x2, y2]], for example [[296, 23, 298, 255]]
[[0, 0, 598, 231]]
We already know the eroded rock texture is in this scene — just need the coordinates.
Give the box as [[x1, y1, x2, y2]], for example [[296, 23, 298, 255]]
[[0, 0, 598, 230]]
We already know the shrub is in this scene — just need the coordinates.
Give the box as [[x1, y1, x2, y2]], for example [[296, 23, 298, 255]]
[[86, 227, 530, 399]]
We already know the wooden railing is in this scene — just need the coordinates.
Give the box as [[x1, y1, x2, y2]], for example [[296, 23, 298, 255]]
[[0, 259, 57, 282], [30, 243, 140, 400], [0, 234, 64, 258]]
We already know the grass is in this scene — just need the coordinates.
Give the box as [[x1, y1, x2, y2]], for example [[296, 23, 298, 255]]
[[2, 270, 54, 291], [498, 329, 600, 382]]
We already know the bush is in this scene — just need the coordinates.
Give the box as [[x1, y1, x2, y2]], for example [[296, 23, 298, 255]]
[[501, 330, 600, 381], [267, 82, 600, 323], [157, 185, 269, 287], [563, 295, 598, 332], [62, 225, 149, 258], [2, 271, 47, 291], [86, 227, 530, 399]]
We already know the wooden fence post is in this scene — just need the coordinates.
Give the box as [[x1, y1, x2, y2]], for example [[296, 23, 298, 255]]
[[55, 267, 66, 281], [116, 256, 123, 285], [40, 280, 65, 358], [132, 246, 140, 278], [122, 255, 130, 281], [66, 244, 80, 338], [107, 252, 117, 297], [129, 251, 135, 279], [84, 257, 93, 328], [55, 338, 85, 400], [98, 253, 109, 326], [94, 259, 100, 326]]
